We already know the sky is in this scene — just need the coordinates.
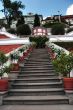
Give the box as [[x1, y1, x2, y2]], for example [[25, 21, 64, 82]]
[[0, 0, 73, 18]]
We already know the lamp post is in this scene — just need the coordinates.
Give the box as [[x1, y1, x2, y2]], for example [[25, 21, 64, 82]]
[[58, 11, 61, 23]]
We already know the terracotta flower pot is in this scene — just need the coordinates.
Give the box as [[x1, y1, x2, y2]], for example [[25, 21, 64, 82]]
[[29, 47, 33, 52], [19, 56, 24, 62], [11, 63, 19, 71], [23, 52, 28, 57], [0, 79, 8, 91], [63, 78, 73, 90]]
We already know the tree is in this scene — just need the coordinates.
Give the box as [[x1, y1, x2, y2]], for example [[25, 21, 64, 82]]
[[34, 14, 40, 27], [17, 24, 31, 36], [0, 0, 25, 27], [51, 23, 65, 35], [16, 15, 25, 27], [11, 1, 25, 19], [0, 0, 11, 27]]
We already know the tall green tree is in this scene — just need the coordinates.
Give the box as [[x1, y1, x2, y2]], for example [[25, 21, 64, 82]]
[[34, 14, 40, 27], [16, 15, 25, 27], [0, 0, 11, 27], [11, 1, 25, 19], [0, 0, 25, 27]]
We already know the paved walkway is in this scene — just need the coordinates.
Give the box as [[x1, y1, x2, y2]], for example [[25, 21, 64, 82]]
[[0, 105, 73, 110]]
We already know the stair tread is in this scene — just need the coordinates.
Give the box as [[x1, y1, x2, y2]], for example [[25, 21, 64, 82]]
[[18, 74, 57, 76], [13, 82, 62, 86], [4, 95, 68, 100], [15, 77, 59, 80], [3, 48, 69, 105], [21, 66, 53, 67], [20, 70, 56, 72], [22, 67, 54, 69], [10, 88, 64, 92]]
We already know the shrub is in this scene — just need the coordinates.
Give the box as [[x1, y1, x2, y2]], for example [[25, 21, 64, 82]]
[[66, 28, 73, 33], [52, 52, 73, 77], [0, 51, 8, 77], [17, 24, 31, 35], [0, 51, 8, 65], [7, 28, 16, 34], [29, 36, 49, 48], [54, 42, 73, 50], [51, 23, 65, 35]]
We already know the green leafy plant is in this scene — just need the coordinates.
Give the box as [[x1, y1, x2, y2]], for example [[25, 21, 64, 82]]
[[10, 53, 19, 60], [51, 23, 65, 35], [7, 28, 16, 34], [0, 51, 8, 65], [66, 28, 73, 33], [0, 51, 8, 77], [52, 51, 73, 77], [54, 42, 73, 50], [34, 14, 40, 27], [29, 36, 49, 48], [4, 64, 13, 73], [17, 24, 31, 35], [18, 48, 24, 53], [0, 68, 4, 77]]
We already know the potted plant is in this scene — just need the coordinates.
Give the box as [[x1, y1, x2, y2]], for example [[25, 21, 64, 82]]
[[18, 48, 25, 62], [4, 64, 18, 80], [18, 48, 24, 56], [23, 46, 29, 57], [0, 51, 8, 66], [52, 51, 73, 90], [0, 51, 9, 91], [0, 68, 9, 91], [63, 52, 73, 90], [10, 53, 19, 71]]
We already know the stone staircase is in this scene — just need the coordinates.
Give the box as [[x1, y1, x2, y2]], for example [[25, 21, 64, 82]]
[[3, 48, 69, 105]]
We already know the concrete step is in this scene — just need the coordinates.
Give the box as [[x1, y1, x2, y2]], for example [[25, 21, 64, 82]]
[[3, 48, 69, 105], [27, 59, 50, 62], [12, 82, 63, 89], [20, 70, 56, 72], [29, 56, 50, 58], [21, 65, 54, 68], [18, 74, 58, 78], [3, 95, 69, 105], [12, 71, 56, 75], [21, 68, 54, 71], [15, 78, 61, 83], [20, 65, 54, 69], [25, 62, 51, 64], [24, 63, 52, 66], [8, 88, 65, 96], [27, 59, 50, 61], [29, 53, 49, 55]]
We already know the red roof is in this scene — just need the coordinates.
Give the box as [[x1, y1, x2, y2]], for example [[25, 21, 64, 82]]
[[0, 44, 22, 54], [0, 34, 23, 54], [62, 15, 73, 19], [45, 15, 73, 21], [0, 34, 9, 39]]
